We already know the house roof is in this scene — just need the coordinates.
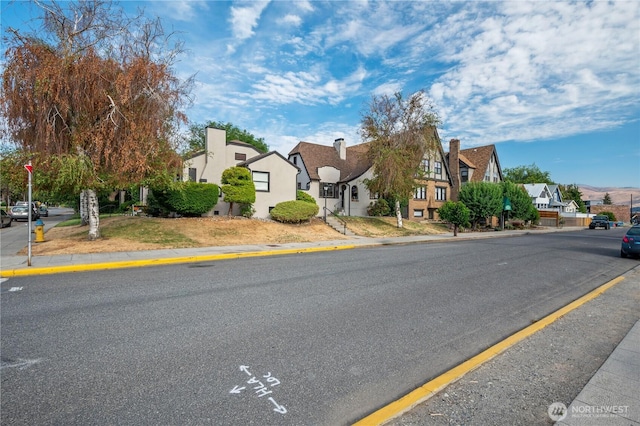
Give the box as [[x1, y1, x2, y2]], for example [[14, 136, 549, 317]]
[[522, 183, 550, 198], [458, 144, 501, 182], [288, 141, 372, 182], [238, 150, 300, 171]]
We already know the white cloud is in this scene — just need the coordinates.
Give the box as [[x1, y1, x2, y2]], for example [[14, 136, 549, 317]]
[[426, 1, 640, 147], [278, 14, 302, 27], [229, 1, 270, 41]]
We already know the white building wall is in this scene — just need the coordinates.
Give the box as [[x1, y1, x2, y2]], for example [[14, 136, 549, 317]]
[[247, 155, 298, 218]]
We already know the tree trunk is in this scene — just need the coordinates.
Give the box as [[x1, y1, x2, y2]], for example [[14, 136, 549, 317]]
[[228, 201, 234, 217], [86, 189, 100, 240], [395, 199, 403, 228], [453, 224, 458, 236], [80, 190, 89, 225]]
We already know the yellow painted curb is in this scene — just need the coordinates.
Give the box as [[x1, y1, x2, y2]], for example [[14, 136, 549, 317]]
[[353, 275, 626, 426], [0, 244, 358, 278]]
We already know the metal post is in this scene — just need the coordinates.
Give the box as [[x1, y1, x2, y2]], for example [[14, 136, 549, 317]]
[[323, 185, 328, 222], [27, 161, 32, 266]]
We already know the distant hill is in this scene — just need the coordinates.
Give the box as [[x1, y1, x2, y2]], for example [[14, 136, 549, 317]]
[[578, 185, 640, 206]]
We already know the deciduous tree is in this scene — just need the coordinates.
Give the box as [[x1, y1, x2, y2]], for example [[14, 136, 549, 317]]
[[360, 90, 441, 228], [1, 0, 193, 239], [458, 182, 503, 229], [437, 201, 470, 236], [183, 121, 268, 156], [503, 164, 554, 184]]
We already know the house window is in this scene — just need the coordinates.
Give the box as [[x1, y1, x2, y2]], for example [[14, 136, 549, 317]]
[[188, 168, 197, 182], [414, 186, 426, 199], [199, 179, 207, 183], [435, 186, 446, 201], [292, 156, 297, 165], [320, 182, 337, 198], [413, 209, 424, 218], [422, 159, 430, 172], [434, 161, 442, 175], [351, 186, 359, 201], [461, 168, 468, 183], [297, 182, 301, 189], [253, 171, 269, 192], [235, 153, 247, 161]]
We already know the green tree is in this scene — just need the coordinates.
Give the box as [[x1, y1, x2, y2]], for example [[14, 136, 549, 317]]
[[560, 184, 587, 213], [360, 90, 441, 228], [221, 167, 255, 216], [503, 164, 554, 184], [458, 182, 503, 229], [501, 181, 537, 222], [437, 201, 470, 236], [183, 121, 268, 156], [603, 193, 612, 205], [1, 0, 192, 239]]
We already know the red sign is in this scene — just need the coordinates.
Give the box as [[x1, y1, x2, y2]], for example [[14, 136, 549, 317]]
[[24, 164, 33, 173]]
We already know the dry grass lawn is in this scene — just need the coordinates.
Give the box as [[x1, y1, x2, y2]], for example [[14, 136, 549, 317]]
[[25, 215, 449, 256]]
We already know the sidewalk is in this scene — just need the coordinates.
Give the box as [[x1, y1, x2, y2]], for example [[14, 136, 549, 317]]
[[1, 226, 638, 425], [0, 227, 575, 277]]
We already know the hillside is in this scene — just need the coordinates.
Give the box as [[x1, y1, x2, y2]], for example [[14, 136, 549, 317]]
[[578, 185, 640, 205]]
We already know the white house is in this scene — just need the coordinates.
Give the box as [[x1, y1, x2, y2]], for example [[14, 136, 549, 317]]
[[183, 127, 299, 218], [523, 183, 552, 209]]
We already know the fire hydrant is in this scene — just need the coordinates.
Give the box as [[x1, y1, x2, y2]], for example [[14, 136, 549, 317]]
[[34, 218, 46, 243]]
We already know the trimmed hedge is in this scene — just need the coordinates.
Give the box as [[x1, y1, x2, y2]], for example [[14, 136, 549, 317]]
[[150, 182, 219, 216], [296, 190, 316, 204], [270, 200, 319, 223]]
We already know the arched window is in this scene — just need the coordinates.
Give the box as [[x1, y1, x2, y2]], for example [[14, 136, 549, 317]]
[[351, 186, 359, 201]]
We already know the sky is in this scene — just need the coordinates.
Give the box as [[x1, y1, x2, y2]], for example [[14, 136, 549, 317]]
[[2, 0, 639, 188]]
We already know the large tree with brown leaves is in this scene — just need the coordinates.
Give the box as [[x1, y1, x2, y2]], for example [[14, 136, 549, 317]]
[[1, 0, 193, 239], [360, 90, 441, 228]]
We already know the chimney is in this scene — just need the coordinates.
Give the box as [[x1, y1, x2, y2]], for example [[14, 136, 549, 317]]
[[449, 139, 461, 201], [334, 138, 346, 160]]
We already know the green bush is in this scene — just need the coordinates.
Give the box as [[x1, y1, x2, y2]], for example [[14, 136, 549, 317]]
[[296, 190, 316, 204], [270, 200, 319, 223], [367, 199, 391, 216], [599, 211, 616, 221], [150, 182, 219, 216]]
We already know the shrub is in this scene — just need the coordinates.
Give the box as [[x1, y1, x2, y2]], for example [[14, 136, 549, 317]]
[[240, 203, 255, 218], [599, 211, 616, 221], [296, 190, 316, 204], [367, 199, 391, 216], [270, 200, 319, 223], [150, 182, 219, 216]]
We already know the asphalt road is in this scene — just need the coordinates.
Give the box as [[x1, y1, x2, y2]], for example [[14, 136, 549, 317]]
[[1, 228, 635, 425], [0, 207, 75, 256]]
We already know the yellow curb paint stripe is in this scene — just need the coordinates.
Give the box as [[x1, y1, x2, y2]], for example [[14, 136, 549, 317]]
[[353, 275, 626, 426], [0, 244, 358, 278]]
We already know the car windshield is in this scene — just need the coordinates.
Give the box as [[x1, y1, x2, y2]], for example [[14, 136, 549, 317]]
[[12, 206, 27, 212]]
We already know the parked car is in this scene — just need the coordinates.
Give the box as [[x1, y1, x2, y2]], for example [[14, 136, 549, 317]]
[[39, 205, 49, 217], [621, 225, 640, 258], [1, 209, 11, 228], [15, 201, 28, 206], [589, 215, 610, 230], [10, 205, 40, 221]]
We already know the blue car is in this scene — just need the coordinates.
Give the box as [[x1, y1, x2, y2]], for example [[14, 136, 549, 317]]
[[621, 225, 640, 258]]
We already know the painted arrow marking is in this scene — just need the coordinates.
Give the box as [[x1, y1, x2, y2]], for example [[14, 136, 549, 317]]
[[229, 385, 245, 394], [240, 365, 251, 375], [268, 397, 287, 414]]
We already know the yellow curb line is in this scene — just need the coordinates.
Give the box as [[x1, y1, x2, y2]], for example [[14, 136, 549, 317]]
[[353, 275, 626, 426], [0, 244, 358, 278]]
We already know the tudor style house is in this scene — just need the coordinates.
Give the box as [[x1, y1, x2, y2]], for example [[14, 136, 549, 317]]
[[446, 139, 503, 201], [183, 127, 299, 218], [288, 128, 454, 220]]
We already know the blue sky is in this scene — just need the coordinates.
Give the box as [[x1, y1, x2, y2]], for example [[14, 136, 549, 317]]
[[2, 1, 639, 188]]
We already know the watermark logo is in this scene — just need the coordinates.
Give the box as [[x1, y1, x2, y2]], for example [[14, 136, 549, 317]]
[[548, 402, 568, 421]]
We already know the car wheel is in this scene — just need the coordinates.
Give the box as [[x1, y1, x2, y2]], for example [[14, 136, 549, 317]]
[[621, 250, 628, 258]]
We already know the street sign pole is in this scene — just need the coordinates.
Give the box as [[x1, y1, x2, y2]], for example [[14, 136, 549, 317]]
[[25, 162, 33, 266]]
